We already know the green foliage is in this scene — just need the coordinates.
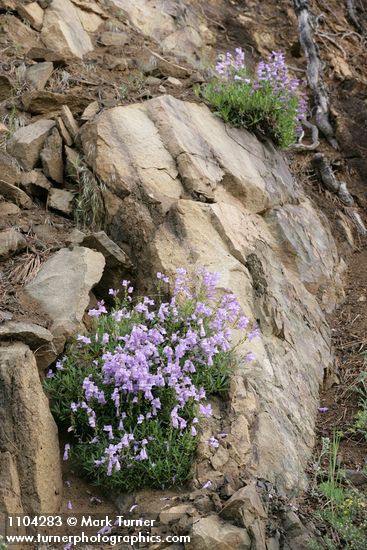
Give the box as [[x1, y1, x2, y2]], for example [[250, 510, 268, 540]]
[[310, 432, 367, 549], [196, 49, 307, 150], [70, 153, 105, 230], [44, 270, 248, 492], [197, 78, 301, 149], [351, 368, 367, 440]]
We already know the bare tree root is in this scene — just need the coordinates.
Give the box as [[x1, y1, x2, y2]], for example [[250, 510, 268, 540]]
[[312, 153, 367, 235], [312, 153, 340, 193], [346, 0, 364, 34], [312, 153, 353, 203], [293, 0, 338, 149], [343, 208, 367, 236], [290, 120, 320, 151]]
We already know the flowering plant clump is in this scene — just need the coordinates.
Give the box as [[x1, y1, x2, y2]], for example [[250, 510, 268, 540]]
[[44, 268, 258, 492], [197, 48, 307, 149]]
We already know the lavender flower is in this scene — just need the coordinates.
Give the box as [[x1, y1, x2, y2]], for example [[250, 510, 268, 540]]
[[202, 480, 212, 489], [88, 300, 107, 318], [98, 525, 112, 535], [109, 288, 119, 297], [208, 437, 219, 448], [63, 443, 70, 461], [199, 403, 213, 417], [45, 268, 256, 491], [77, 335, 91, 345], [204, 47, 308, 148], [248, 327, 260, 341]]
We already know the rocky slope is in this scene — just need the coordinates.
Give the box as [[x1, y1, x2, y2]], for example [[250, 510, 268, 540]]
[[0, 0, 366, 548]]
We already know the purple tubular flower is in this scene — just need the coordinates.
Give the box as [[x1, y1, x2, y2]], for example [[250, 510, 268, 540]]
[[77, 335, 91, 345], [248, 327, 260, 341], [202, 480, 212, 489], [56, 359, 65, 370], [88, 300, 107, 318], [103, 425, 114, 440], [208, 437, 219, 448], [318, 407, 329, 412], [53, 266, 257, 490], [98, 525, 112, 535], [199, 403, 213, 417], [238, 315, 249, 329], [109, 288, 119, 297], [63, 443, 70, 461]]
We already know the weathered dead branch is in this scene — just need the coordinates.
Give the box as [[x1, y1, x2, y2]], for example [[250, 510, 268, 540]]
[[312, 154, 366, 236], [290, 119, 320, 151], [343, 208, 367, 236], [346, 0, 364, 34], [293, 0, 338, 149], [312, 153, 355, 205]]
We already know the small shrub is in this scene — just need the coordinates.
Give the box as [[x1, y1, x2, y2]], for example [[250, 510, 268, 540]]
[[197, 48, 307, 149], [70, 153, 105, 230], [44, 268, 257, 492], [310, 432, 367, 549], [351, 368, 367, 441]]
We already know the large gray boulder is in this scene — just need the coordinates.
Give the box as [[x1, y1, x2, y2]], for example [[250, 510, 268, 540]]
[[187, 515, 251, 550], [7, 119, 55, 170], [25, 246, 105, 341], [41, 0, 94, 59], [79, 95, 344, 494], [0, 343, 62, 514], [0, 228, 26, 259], [0, 322, 55, 371], [110, 0, 213, 66]]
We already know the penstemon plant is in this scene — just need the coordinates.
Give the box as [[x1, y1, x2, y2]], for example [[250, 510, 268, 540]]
[[44, 268, 258, 492], [197, 48, 307, 149]]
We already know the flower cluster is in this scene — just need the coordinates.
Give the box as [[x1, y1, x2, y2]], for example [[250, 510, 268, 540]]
[[45, 268, 257, 491], [255, 51, 307, 129], [215, 47, 246, 77], [199, 47, 308, 149]]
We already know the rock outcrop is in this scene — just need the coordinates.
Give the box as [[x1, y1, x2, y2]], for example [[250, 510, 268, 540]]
[[0, 343, 62, 514], [25, 246, 106, 342], [188, 514, 252, 549], [7, 119, 55, 171], [80, 94, 343, 493], [111, 0, 214, 65], [41, 0, 94, 59]]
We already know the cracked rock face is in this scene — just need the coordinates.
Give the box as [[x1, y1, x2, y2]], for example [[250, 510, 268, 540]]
[[110, 0, 214, 65], [80, 95, 343, 493], [24, 246, 105, 341], [0, 343, 62, 514], [41, 0, 94, 59]]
